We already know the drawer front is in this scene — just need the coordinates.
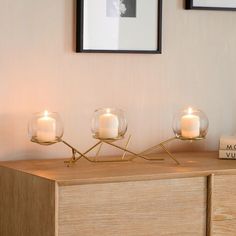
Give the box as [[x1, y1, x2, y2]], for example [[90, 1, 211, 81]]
[[213, 175, 236, 235], [58, 177, 206, 236]]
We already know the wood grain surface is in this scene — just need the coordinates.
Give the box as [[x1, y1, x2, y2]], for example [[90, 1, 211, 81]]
[[58, 177, 207, 236], [2, 152, 236, 235], [0, 166, 56, 236], [1, 152, 236, 186], [213, 175, 236, 235]]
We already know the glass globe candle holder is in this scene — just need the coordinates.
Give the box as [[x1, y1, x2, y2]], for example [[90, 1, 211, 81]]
[[172, 107, 209, 140], [91, 108, 127, 141], [28, 111, 64, 145]]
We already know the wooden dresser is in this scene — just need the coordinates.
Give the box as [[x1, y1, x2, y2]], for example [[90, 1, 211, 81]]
[[1, 152, 236, 236]]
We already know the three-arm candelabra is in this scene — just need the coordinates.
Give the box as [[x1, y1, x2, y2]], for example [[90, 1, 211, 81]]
[[28, 107, 209, 166]]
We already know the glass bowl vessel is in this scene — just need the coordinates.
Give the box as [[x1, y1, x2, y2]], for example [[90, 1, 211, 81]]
[[172, 107, 209, 140], [28, 111, 64, 145], [91, 108, 127, 140]]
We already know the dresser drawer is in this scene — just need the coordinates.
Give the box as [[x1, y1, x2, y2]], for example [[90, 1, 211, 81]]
[[58, 177, 206, 236], [213, 175, 236, 236]]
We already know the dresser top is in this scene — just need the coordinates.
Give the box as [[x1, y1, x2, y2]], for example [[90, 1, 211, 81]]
[[1, 152, 236, 185]]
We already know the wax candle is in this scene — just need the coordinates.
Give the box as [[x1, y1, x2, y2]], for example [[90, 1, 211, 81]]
[[98, 110, 119, 139], [181, 108, 200, 138], [36, 111, 56, 142]]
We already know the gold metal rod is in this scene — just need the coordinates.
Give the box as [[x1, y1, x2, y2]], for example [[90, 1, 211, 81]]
[[160, 143, 180, 165], [94, 159, 130, 163], [160, 137, 177, 145], [122, 135, 132, 160], [95, 142, 103, 162], [64, 152, 83, 165], [139, 137, 177, 155], [72, 140, 103, 163], [84, 141, 103, 155], [103, 141, 163, 161], [72, 149, 76, 161], [62, 140, 94, 163], [128, 155, 163, 162]]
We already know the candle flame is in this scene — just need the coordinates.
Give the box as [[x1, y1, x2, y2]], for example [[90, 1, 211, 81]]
[[187, 107, 193, 114], [44, 110, 49, 117], [106, 108, 111, 114]]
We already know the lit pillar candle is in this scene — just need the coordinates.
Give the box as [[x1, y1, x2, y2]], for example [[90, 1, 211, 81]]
[[36, 111, 56, 142], [98, 110, 119, 139], [181, 108, 200, 138]]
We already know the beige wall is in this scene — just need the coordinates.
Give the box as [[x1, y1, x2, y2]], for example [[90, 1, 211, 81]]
[[0, 0, 236, 161]]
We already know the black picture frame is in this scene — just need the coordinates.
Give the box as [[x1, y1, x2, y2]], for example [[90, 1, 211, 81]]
[[186, 0, 236, 11], [76, 0, 162, 54]]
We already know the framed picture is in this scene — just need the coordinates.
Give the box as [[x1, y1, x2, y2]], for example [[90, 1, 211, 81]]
[[186, 0, 236, 10], [76, 0, 162, 54]]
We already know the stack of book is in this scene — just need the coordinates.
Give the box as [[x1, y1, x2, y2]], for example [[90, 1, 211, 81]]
[[219, 135, 236, 159]]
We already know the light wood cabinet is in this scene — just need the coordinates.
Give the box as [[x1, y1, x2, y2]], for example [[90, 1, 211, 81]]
[[1, 152, 236, 236], [58, 178, 206, 236], [213, 175, 236, 235]]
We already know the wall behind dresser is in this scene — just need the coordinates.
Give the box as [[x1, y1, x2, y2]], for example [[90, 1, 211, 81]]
[[0, 0, 236, 160]]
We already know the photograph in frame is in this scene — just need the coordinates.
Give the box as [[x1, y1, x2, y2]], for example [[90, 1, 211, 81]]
[[106, 0, 137, 18], [76, 0, 162, 53], [186, 0, 236, 10]]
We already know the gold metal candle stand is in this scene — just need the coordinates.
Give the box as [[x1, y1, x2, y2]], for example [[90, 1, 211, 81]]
[[30, 107, 208, 167], [62, 135, 179, 165], [31, 135, 205, 166], [32, 135, 164, 166]]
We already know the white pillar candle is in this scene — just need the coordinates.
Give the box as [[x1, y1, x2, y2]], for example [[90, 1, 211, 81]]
[[98, 111, 119, 139], [36, 111, 56, 142], [181, 108, 200, 138]]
